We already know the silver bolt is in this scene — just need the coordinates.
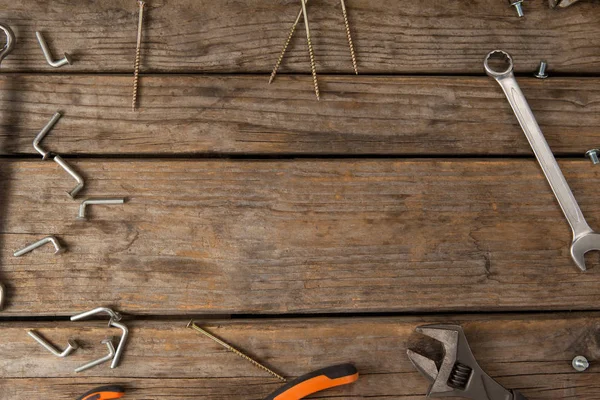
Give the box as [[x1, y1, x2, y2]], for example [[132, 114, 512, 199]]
[[572, 355, 589, 372], [509, 0, 525, 17], [586, 149, 600, 165], [535, 61, 548, 79]]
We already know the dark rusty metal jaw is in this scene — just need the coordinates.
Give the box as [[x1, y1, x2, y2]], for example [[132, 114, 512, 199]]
[[407, 324, 528, 400]]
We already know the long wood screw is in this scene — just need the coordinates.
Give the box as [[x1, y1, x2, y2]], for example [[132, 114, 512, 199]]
[[299, 0, 319, 100], [268, 1, 311, 84], [340, 0, 358, 74], [132, 0, 146, 111], [187, 321, 287, 382]]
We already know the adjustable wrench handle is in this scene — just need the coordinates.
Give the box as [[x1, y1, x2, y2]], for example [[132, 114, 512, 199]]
[[486, 54, 591, 239]]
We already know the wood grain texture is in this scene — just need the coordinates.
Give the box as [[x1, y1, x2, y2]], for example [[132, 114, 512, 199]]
[[1, 159, 600, 315], [2, 74, 600, 156], [0, 0, 598, 74], [0, 314, 598, 399]]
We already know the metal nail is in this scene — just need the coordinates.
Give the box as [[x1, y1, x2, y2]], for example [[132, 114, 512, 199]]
[[14, 236, 65, 257], [27, 330, 78, 357], [109, 320, 129, 369], [75, 337, 115, 373], [534, 61, 548, 79], [70, 307, 123, 323], [78, 198, 126, 220], [586, 149, 600, 165], [33, 112, 62, 160], [35, 32, 72, 68], [0, 22, 15, 66], [572, 355, 589, 372], [53, 155, 85, 198]]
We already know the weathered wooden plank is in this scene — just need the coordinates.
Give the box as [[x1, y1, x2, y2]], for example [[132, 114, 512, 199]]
[[1, 159, 600, 315], [1, 74, 600, 156], [0, 314, 598, 399], [0, 0, 598, 74]]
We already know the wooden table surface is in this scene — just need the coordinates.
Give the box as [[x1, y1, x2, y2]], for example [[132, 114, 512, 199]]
[[0, 0, 599, 399]]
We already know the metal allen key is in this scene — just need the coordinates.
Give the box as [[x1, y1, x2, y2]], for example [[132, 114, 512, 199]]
[[187, 320, 287, 382]]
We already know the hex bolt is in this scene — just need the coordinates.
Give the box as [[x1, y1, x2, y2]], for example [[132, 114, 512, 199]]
[[35, 31, 72, 68], [53, 155, 85, 198], [78, 198, 126, 220], [535, 61, 548, 79], [14, 236, 65, 257], [27, 330, 78, 358], [572, 355, 589, 372], [75, 337, 115, 373], [586, 149, 600, 165], [509, 0, 525, 17]]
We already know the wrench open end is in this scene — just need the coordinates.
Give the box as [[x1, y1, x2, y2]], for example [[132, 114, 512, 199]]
[[571, 232, 600, 271], [484, 50, 514, 78]]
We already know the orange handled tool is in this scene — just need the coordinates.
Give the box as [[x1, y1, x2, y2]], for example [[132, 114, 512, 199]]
[[76, 385, 125, 400], [264, 363, 359, 400]]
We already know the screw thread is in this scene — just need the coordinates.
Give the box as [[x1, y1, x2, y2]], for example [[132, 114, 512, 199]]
[[340, 0, 358, 74], [306, 35, 320, 100], [269, 12, 302, 84], [132, 1, 145, 111]]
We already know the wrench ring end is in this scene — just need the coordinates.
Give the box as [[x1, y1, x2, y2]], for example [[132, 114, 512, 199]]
[[484, 50, 513, 78]]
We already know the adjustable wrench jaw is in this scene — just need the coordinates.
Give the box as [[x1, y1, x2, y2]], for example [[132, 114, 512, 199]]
[[408, 324, 521, 400]]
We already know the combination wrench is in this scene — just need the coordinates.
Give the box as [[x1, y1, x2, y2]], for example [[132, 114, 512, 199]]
[[485, 50, 600, 271]]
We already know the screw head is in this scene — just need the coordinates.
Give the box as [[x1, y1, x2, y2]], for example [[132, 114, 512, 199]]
[[586, 149, 600, 165], [572, 355, 589, 372]]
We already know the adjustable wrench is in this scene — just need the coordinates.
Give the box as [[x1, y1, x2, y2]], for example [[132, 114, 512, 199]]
[[408, 324, 528, 400], [485, 50, 600, 271]]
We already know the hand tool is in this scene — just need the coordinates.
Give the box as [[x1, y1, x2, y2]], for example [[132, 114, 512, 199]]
[[264, 363, 358, 400], [78, 198, 126, 220], [485, 50, 600, 271], [0, 22, 15, 66], [75, 337, 115, 373], [54, 155, 85, 198], [76, 385, 125, 400], [408, 324, 528, 400], [14, 236, 65, 257], [27, 330, 78, 357], [36, 31, 72, 67], [33, 112, 62, 160], [0, 21, 15, 311], [132, 1, 146, 111], [187, 320, 287, 382], [71, 307, 128, 368]]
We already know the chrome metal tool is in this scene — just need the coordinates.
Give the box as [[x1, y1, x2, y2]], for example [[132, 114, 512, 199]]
[[485, 50, 600, 271], [0, 21, 15, 311], [408, 324, 528, 400]]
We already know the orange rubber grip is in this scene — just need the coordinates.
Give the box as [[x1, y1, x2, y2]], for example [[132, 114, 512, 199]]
[[264, 363, 358, 400], [76, 385, 125, 400]]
